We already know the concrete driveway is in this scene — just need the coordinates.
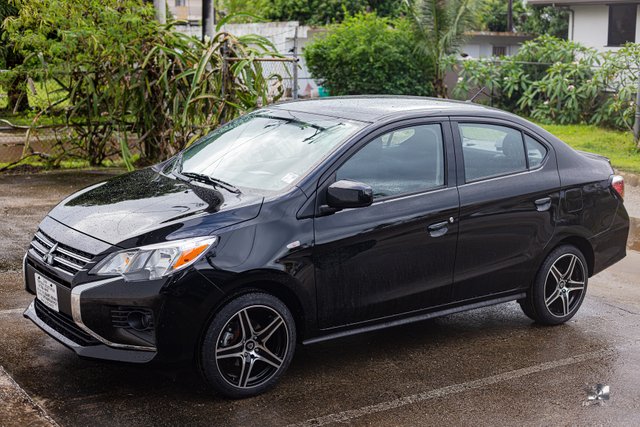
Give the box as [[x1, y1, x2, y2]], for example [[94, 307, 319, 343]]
[[1, 171, 639, 426]]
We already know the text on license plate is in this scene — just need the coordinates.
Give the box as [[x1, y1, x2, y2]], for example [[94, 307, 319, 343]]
[[35, 273, 59, 312]]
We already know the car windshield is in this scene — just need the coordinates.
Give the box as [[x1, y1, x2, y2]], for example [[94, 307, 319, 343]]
[[176, 109, 364, 192]]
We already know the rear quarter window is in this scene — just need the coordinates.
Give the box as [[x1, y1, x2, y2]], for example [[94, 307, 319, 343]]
[[525, 135, 548, 168]]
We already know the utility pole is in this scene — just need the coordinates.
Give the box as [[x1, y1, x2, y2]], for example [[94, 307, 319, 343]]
[[507, 0, 513, 32], [154, 0, 166, 25], [203, 0, 215, 42], [292, 26, 299, 100]]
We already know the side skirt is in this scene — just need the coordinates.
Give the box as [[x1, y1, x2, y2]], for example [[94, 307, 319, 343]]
[[302, 292, 527, 345]]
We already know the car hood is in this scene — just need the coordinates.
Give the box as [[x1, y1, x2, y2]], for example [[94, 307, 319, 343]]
[[47, 168, 264, 247]]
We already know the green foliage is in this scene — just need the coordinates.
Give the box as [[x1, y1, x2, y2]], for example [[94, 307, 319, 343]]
[[304, 13, 433, 96], [405, 0, 480, 97], [262, 0, 404, 25], [3, 1, 284, 167], [478, 0, 525, 32], [1, 0, 28, 112], [591, 44, 640, 130], [477, 0, 568, 38], [0, 0, 18, 68], [520, 6, 569, 39], [453, 36, 640, 131]]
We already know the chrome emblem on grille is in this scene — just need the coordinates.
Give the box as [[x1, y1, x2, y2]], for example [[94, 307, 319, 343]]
[[44, 242, 58, 265]]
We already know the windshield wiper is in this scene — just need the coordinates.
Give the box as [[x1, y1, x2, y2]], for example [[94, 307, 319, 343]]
[[180, 171, 242, 194]]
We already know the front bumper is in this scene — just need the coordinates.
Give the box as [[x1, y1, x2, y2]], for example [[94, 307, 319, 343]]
[[24, 300, 156, 363], [24, 218, 225, 364]]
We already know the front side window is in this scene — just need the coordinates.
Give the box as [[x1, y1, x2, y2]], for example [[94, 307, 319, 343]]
[[179, 110, 364, 192], [336, 124, 445, 199], [459, 123, 526, 182], [608, 4, 637, 46]]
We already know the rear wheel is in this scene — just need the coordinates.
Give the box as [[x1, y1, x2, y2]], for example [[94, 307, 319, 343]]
[[519, 245, 588, 325], [200, 292, 296, 398]]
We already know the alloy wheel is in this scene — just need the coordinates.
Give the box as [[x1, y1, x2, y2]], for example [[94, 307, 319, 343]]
[[543, 253, 586, 318], [215, 305, 289, 389]]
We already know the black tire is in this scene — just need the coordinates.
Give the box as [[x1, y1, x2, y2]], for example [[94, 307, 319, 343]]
[[518, 297, 537, 321], [519, 245, 589, 325], [200, 292, 296, 398]]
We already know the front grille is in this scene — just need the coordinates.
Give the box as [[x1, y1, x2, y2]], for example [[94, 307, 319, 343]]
[[30, 230, 93, 275], [34, 299, 99, 346]]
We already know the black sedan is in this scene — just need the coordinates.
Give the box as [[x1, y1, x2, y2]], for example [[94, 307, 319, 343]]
[[23, 96, 629, 398]]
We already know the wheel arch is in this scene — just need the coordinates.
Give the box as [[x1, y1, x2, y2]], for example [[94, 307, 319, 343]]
[[552, 235, 595, 277], [196, 270, 311, 359]]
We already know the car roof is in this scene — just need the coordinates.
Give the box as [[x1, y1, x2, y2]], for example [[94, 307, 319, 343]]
[[271, 95, 500, 122]]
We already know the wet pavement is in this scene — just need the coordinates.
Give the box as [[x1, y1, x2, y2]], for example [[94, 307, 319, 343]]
[[1, 170, 640, 426]]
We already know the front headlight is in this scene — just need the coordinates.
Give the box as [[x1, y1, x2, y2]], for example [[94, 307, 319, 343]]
[[90, 236, 217, 281]]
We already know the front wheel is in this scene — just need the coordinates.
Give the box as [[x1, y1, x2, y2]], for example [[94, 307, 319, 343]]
[[200, 292, 296, 398], [519, 245, 588, 325]]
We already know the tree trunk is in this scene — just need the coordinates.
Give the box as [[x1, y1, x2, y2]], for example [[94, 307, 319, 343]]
[[434, 77, 447, 98], [7, 77, 29, 113]]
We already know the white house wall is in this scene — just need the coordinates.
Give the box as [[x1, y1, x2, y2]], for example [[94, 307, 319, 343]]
[[571, 4, 640, 51]]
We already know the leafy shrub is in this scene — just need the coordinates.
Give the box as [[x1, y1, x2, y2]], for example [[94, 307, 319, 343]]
[[452, 35, 640, 130], [304, 12, 433, 96], [591, 44, 640, 130], [3, 0, 283, 166]]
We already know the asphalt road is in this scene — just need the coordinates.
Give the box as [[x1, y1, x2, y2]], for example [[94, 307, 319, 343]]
[[1, 171, 639, 426]]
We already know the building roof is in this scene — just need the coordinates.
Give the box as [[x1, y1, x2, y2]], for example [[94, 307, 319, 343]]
[[528, 0, 639, 5], [271, 96, 497, 122], [465, 31, 534, 39]]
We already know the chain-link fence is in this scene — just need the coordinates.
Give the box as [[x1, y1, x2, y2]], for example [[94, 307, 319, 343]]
[[231, 57, 299, 100]]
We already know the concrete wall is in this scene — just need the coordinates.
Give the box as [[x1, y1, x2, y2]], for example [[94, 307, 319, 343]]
[[570, 4, 640, 51]]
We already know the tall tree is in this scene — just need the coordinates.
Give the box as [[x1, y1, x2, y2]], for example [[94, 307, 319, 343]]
[[262, 0, 403, 25], [405, 0, 480, 98]]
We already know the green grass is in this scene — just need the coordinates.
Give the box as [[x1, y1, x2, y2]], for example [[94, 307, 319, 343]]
[[538, 123, 640, 174]]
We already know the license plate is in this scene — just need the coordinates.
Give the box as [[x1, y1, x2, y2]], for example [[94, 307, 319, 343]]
[[35, 273, 59, 312]]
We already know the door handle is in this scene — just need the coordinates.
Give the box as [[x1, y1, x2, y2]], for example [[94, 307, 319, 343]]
[[427, 221, 449, 237], [534, 197, 552, 212]]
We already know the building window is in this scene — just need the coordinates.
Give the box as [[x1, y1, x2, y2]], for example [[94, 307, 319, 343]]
[[492, 46, 507, 57], [175, 0, 187, 6], [608, 4, 637, 46]]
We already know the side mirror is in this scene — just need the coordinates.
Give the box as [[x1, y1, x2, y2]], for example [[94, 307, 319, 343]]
[[326, 180, 373, 210]]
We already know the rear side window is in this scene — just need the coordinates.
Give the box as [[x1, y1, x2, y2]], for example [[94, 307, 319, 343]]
[[525, 135, 547, 168], [336, 124, 445, 199], [459, 123, 526, 182]]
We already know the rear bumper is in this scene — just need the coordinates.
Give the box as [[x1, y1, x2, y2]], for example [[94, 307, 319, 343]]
[[24, 300, 156, 363], [590, 203, 630, 276]]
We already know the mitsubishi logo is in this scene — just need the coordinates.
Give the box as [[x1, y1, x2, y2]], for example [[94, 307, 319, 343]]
[[44, 243, 58, 265]]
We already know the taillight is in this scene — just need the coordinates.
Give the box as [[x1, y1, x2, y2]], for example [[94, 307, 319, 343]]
[[611, 175, 624, 199]]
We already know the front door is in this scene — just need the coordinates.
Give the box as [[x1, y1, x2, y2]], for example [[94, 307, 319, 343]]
[[313, 121, 459, 329]]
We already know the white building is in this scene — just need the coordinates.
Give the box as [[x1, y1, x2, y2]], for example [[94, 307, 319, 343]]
[[528, 0, 640, 51], [461, 31, 533, 58]]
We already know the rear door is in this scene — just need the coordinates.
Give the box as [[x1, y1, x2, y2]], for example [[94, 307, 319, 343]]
[[313, 119, 459, 328], [451, 119, 561, 301]]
